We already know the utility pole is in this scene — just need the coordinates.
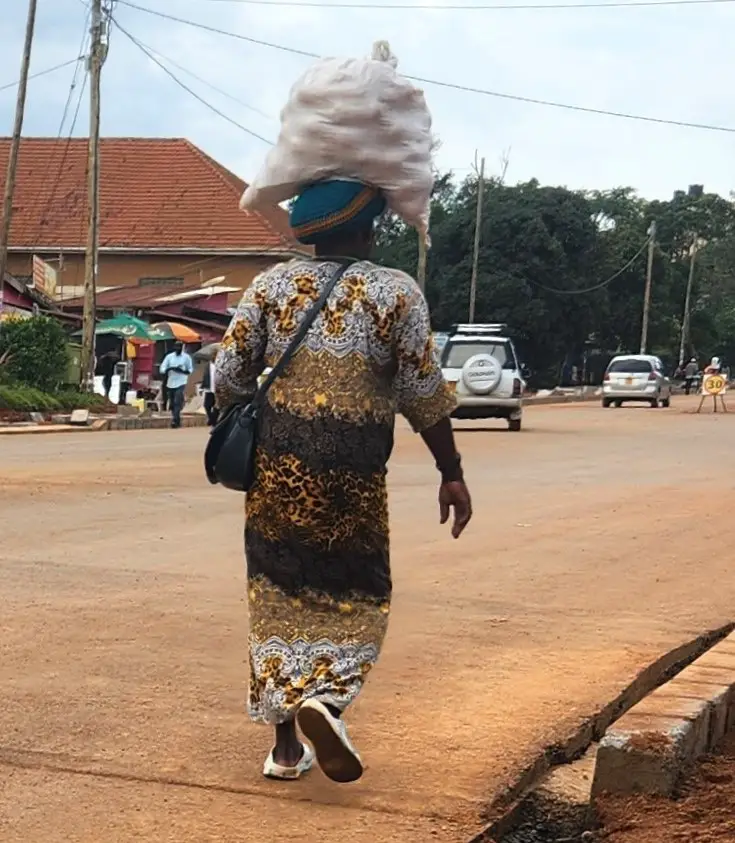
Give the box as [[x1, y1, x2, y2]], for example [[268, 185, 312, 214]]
[[417, 235, 427, 295], [640, 220, 656, 354], [468, 156, 485, 323], [678, 235, 699, 368], [80, 0, 107, 388], [0, 0, 38, 308]]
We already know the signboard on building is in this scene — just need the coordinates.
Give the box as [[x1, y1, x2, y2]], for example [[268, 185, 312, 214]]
[[32, 255, 58, 300]]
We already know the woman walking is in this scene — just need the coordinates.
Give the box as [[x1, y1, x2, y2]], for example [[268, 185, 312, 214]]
[[214, 179, 472, 783]]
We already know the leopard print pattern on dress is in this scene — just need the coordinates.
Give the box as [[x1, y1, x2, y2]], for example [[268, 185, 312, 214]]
[[214, 259, 454, 724]]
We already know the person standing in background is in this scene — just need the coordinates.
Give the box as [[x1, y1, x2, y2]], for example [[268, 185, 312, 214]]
[[96, 349, 120, 400], [683, 358, 699, 395], [200, 358, 219, 426], [160, 341, 193, 428]]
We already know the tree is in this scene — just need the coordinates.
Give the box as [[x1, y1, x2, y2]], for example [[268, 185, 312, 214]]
[[374, 174, 735, 383], [0, 315, 69, 391]]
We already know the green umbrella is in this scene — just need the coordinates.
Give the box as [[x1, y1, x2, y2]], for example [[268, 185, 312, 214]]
[[90, 315, 169, 341]]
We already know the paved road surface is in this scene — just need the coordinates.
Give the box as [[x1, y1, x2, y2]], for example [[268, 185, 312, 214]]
[[1, 400, 734, 842]]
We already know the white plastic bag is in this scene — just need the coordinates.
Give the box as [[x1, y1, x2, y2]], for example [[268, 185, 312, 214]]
[[240, 41, 434, 239]]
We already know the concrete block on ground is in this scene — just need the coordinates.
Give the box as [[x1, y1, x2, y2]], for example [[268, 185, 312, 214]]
[[672, 666, 735, 749], [69, 409, 90, 426], [592, 710, 705, 798], [593, 631, 735, 800], [691, 644, 735, 672], [630, 690, 712, 759]]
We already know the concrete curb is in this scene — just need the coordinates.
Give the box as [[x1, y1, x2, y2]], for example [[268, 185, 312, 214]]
[[591, 630, 735, 798], [0, 394, 599, 436], [0, 415, 208, 435], [103, 415, 208, 431], [473, 623, 734, 842]]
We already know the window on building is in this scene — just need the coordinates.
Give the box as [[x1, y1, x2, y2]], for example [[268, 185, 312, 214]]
[[138, 277, 185, 287]]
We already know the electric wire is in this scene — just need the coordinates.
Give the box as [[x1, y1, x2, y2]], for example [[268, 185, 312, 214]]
[[116, 1, 735, 134], [0, 58, 83, 94], [527, 236, 651, 295], [111, 16, 275, 144]]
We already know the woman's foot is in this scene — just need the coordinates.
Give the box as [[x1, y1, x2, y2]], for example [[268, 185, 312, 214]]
[[263, 742, 314, 780], [297, 699, 363, 783]]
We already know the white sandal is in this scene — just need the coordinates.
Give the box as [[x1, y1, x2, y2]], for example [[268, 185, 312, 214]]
[[297, 699, 363, 783], [262, 742, 314, 780]]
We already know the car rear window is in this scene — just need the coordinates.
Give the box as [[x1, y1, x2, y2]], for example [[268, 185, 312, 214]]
[[443, 341, 513, 369], [608, 359, 653, 374]]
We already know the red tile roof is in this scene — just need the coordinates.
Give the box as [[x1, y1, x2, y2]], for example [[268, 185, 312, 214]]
[[0, 137, 307, 254]]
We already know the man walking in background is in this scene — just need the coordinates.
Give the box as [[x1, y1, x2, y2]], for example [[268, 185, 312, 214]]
[[683, 358, 699, 395], [160, 341, 193, 429]]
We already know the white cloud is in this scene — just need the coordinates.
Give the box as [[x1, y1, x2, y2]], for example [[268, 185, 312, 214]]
[[1, 0, 734, 199]]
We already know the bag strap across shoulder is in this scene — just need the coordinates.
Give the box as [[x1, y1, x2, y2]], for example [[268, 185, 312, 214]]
[[250, 259, 355, 407]]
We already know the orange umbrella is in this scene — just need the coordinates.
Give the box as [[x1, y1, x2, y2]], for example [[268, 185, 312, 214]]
[[152, 321, 201, 343]]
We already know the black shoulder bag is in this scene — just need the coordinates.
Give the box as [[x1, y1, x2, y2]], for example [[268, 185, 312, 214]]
[[204, 260, 354, 492]]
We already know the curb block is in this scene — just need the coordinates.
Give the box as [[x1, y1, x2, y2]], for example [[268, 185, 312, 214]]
[[104, 415, 208, 431], [592, 631, 735, 798], [0, 415, 208, 435]]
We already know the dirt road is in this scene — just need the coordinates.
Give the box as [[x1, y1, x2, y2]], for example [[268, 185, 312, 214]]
[[1, 400, 734, 842]]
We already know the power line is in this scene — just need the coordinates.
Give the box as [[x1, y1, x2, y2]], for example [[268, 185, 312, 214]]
[[28, 10, 92, 246], [0, 57, 83, 94], [527, 237, 650, 295], [116, 1, 735, 135], [146, 0, 735, 8], [31, 70, 90, 248], [131, 36, 273, 120], [111, 16, 276, 144], [118, 1, 321, 57]]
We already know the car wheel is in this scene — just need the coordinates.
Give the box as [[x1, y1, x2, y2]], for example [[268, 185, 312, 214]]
[[661, 395, 671, 408], [614, 400, 622, 408], [508, 418, 522, 432], [650, 397, 659, 408], [602, 399, 612, 408]]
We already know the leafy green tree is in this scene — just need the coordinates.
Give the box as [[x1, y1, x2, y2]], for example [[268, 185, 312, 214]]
[[0, 316, 69, 391], [374, 173, 735, 382]]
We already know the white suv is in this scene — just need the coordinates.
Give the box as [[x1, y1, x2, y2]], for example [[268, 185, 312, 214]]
[[440, 324, 525, 431]]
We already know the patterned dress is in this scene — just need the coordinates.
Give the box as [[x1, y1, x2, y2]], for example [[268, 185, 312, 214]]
[[215, 259, 455, 725]]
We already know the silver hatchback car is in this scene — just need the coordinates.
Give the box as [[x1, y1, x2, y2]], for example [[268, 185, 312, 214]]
[[602, 354, 672, 408]]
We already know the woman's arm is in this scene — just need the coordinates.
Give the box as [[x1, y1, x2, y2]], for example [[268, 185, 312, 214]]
[[214, 273, 268, 409], [392, 279, 472, 538]]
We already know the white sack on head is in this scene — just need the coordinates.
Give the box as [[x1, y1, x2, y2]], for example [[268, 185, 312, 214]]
[[240, 41, 434, 240]]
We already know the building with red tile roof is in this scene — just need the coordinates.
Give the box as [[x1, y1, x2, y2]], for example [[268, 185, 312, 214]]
[[1, 137, 309, 301]]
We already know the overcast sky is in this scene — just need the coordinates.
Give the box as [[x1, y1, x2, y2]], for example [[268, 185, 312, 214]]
[[1, 0, 734, 203]]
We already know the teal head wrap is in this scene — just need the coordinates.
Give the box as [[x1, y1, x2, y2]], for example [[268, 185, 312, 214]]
[[289, 179, 387, 246]]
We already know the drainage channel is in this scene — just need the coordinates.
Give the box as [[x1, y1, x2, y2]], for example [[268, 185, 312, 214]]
[[469, 622, 735, 843]]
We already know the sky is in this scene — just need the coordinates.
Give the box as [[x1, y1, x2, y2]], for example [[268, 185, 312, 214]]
[[1, 0, 735, 205]]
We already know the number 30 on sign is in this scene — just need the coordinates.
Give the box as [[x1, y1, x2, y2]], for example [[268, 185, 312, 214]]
[[703, 374, 727, 396]]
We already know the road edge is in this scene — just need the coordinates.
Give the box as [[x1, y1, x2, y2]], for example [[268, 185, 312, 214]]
[[471, 622, 735, 842]]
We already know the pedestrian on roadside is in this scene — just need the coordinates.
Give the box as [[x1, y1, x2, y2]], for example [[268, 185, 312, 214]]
[[200, 357, 219, 426], [160, 341, 193, 429], [683, 357, 698, 395], [96, 349, 119, 400], [214, 179, 473, 785], [705, 356, 722, 375]]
